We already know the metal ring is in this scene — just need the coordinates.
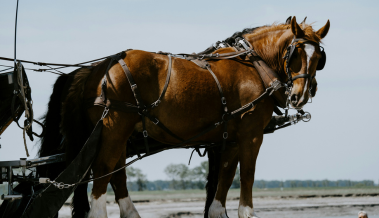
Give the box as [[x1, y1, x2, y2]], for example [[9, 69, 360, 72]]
[[221, 97, 227, 105], [302, 112, 311, 122], [143, 130, 148, 138], [154, 100, 161, 107], [223, 132, 228, 139], [57, 182, 65, 189], [101, 108, 109, 119]]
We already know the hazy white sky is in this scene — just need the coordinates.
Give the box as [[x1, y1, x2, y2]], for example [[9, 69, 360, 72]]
[[0, 0, 378, 182]]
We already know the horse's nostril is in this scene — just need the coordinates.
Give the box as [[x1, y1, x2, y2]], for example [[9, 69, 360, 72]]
[[291, 95, 298, 105]]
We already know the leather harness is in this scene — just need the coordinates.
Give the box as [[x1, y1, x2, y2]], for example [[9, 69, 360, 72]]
[[89, 36, 326, 155]]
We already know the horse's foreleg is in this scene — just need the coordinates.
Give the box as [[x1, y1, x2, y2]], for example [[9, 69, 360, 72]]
[[87, 112, 137, 218], [110, 151, 141, 218], [237, 116, 264, 218], [208, 145, 239, 218]]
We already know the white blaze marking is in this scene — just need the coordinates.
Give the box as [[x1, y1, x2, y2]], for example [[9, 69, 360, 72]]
[[88, 194, 107, 218], [298, 44, 315, 103], [304, 44, 315, 66], [209, 200, 228, 218], [118, 196, 141, 218], [238, 205, 260, 218]]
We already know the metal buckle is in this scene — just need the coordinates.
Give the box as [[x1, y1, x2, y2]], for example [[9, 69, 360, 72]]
[[223, 132, 228, 139], [101, 108, 109, 119], [143, 130, 148, 137], [221, 97, 227, 105], [153, 119, 159, 125], [131, 84, 137, 89], [153, 100, 161, 107], [238, 39, 250, 50]]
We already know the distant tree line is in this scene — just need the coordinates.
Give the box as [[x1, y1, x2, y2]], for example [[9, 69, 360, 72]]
[[249, 179, 375, 189], [103, 162, 376, 191], [1, 162, 376, 195]]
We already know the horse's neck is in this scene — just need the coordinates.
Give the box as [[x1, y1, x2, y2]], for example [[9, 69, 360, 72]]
[[246, 30, 292, 80]]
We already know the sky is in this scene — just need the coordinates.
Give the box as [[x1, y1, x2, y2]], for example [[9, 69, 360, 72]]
[[0, 0, 378, 182]]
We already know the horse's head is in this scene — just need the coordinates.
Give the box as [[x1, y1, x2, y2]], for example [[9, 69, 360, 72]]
[[284, 16, 329, 109]]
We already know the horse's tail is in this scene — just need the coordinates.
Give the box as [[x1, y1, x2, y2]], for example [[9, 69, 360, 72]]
[[37, 67, 93, 218], [60, 67, 94, 218], [37, 72, 73, 179], [204, 148, 221, 218]]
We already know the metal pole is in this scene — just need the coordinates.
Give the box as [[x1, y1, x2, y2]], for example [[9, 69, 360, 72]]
[[7, 166, 13, 195], [14, 0, 20, 65]]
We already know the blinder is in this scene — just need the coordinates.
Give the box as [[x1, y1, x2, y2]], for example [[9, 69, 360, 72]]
[[316, 47, 326, 71]]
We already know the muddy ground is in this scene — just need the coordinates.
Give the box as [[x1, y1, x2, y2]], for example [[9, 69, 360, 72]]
[[59, 196, 379, 218]]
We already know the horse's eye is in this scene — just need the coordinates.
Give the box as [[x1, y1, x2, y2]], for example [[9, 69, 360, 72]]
[[292, 51, 297, 58]]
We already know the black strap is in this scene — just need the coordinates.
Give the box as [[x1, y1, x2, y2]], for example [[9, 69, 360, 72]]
[[291, 73, 312, 81], [188, 147, 207, 165], [273, 106, 283, 115], [89, 97, 139, 113], [205, 64, 228, 114], [140, 111, 184, 142], [101, 56, 120, 104], [224, 86, 273, 122], [205, 63, 229, 151], [118, 59, 145, 108], [151, 55, 172, 108], [141, 115, 150, 155]]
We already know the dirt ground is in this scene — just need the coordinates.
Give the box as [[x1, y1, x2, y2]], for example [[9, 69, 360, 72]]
[[59, 196, 379, 218]]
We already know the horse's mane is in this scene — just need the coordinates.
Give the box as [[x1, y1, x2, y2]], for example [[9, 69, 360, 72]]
[[197, 26, 262, 54], [223, 27, 262, 45], [198, 21, 321, 54], [244, 23, 322, 43]]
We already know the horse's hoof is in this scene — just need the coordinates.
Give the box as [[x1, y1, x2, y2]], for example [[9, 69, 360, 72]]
[[238, 205, 260, 218], [208, 200, 228, 218]]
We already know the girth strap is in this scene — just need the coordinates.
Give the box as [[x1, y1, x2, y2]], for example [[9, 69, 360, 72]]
[[205, 63, 229, 151]]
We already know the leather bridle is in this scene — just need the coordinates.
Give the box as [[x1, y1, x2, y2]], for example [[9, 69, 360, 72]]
[[283, 37, 326, 89]]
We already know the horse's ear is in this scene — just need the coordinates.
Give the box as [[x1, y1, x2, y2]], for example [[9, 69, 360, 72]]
[[285, 16, 292, 25], [316, 20, 330, 39], [291, 16, 305, 38], [300, 17, 307, 24]]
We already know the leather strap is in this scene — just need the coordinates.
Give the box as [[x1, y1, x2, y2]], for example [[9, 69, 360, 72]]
[[205, 64, 228, 114], [88, 97, 139, 113], [246, 52, 288, 108], [118, 59, 145, 108], [205, 62, 229, 151], [151, 55, 172, 108]]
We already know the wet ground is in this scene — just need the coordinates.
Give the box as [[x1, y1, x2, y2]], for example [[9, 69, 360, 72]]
[[59, 196, 379, 218]]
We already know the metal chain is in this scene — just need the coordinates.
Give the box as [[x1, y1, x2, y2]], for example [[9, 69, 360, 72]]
[[46, 179, 75, 189]]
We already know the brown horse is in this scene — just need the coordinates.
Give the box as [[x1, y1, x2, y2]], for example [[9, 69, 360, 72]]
[[40, 16, 329, 218]]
